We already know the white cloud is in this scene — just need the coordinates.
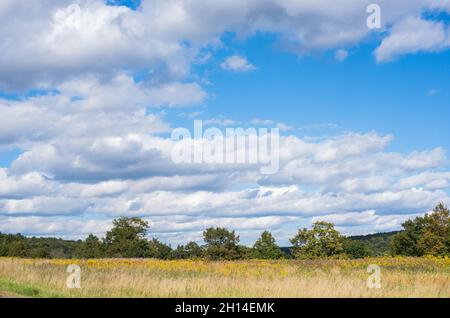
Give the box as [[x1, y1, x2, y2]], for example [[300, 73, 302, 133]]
[[220, 55, 257, 72], [145, 82, 207, 107], [2, 127, 449, 219], [375, 16, 450, 62], [0, 1, 195, 90], [0, 74, 207, 147], [0, 169, 53, 199], [1, 0, 450, 90], [394, 172, 450, 191]]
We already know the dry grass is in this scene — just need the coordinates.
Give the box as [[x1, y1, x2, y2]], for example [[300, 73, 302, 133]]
[[0, 257, 449, 298]]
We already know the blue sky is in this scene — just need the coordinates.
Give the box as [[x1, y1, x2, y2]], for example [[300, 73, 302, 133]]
[[172, 36, 450, 153], [0, 0, 450, 245]]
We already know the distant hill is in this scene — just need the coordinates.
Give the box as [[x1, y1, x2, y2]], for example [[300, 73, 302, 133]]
[[348, 231, 400, 256]]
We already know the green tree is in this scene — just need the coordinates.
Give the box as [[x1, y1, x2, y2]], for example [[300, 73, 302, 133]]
[[417, 203, 449, 256], [172, 242, 204, 259], [252, 231, 284, 259], [185, 241, 204, 258], [172, 245, 188, 259], [390, 219, 424, 256], [0, 234, 28, 257], [447, 226, 450, 255], [238, 245, 254, 259], [148, 238, 173, 259], [391, 203, 450, 256], [74, 234, 104, 258], [343, 239, 371, 259], [290, 221, 344, 259], [104, 217, 150, 257], [203, 227, 240, 260]]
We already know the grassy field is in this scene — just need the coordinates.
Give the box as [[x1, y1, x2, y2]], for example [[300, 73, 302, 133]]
[[0, 257, 449, 298]]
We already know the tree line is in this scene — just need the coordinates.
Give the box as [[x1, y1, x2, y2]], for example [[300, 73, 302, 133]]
[[1, 203, 449, 260]]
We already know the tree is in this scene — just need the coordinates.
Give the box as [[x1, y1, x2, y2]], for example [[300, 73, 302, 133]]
[[391, 203, 450, 256], [390, 219, 424, 256], [74, 234, 104, 258], [238, 245, 254, 259], [148, 238, 173, 259], [417, 231, 445, 256], [343, 239, 371, 259], [1, 234, 28, 257], [417, 203, 449, 256], [290, 221, 344, 259], [104, 217, 150, 257], [203, 227, 240, 260], [173, 245, 187, 259], [252, 231, 284, 259], [185, 241, 204, 258], [0, 233, 26, 257], [173, 242, 204, 259]]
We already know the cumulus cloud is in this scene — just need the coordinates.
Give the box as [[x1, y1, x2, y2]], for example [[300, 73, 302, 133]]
[[375, 16, 450, 62], [220, 55, 257, 72], [0, 1, 192, 90], [1, 115, 449, 228], [2, 0, 450, 90], [0, 169, 53, 199], [0, 74, 207, 146]]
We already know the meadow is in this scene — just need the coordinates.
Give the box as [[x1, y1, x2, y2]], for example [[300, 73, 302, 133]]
[[0, 257, 449, 298]]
